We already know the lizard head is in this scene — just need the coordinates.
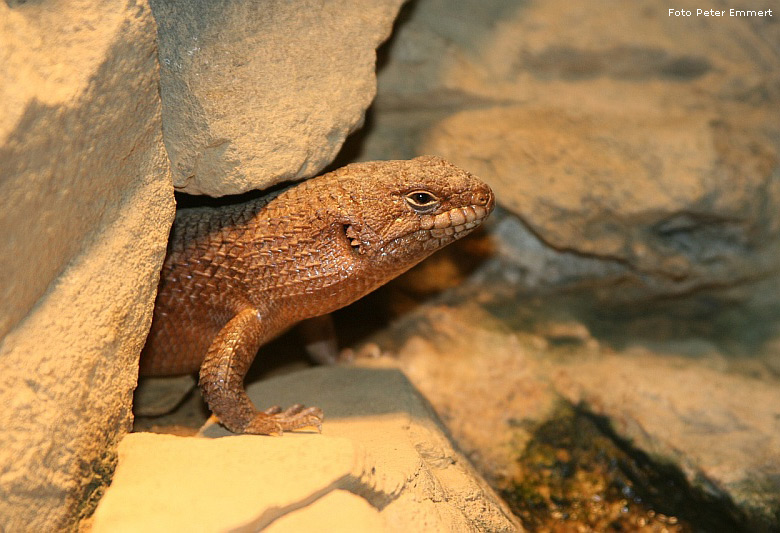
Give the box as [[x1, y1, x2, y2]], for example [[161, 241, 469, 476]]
[[334, 155, 494, 277]]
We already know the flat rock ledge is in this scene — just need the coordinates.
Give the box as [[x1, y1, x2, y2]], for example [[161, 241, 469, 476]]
[[93, 367, 520, 532]]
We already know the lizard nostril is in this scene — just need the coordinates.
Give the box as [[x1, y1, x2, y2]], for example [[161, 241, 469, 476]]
[[472, 189, 492, 207]]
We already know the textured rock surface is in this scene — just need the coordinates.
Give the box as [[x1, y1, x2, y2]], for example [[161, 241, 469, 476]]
[[93, 367, 520, 532], [351, 0, 780, 300], [555, 350, 780, 528], [151, 0, 406, 196], [355, 287, 780, 530], [0, 0, 174, 529]]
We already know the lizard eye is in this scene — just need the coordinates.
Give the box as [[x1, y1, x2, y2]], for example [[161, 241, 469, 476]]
[[404, 190, 440, 213]]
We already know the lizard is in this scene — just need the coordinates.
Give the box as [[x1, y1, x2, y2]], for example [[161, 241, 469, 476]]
[[139, 155, 495, 435]]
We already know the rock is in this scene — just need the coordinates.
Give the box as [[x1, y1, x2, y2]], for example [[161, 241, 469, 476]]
[[265, 490, 385, 533], [0, 1, 174, 529], [92, 367, 521, 532], [372, 0, 780, 103], [486, 213, 627, 291], [555, 348, 780, 529], [358, 301, 562, 486], [92, 432, 368, 531], [133, 375, 197, 417], [356, 289, 780, 530], [150, 0, 406, 196], [348, 0, 780, 301], [423, 106, 780, 301]]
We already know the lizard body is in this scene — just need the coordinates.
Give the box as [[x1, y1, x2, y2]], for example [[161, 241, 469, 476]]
[[140, 156, 494, 434]]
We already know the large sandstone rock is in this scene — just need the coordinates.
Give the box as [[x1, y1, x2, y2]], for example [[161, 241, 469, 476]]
[[352, 0, 780, 300], [151, 0, 406, 196], [93, 367, 520, 532], [424, 106, 780, 301], [0, 1, 174, 529]]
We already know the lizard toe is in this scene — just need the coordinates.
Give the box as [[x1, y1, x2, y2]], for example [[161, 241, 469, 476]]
[[242, 413, 285, 435], [275, 405, 324, 433], [262, 405, 283, 415], [242, 405, 324, 435]]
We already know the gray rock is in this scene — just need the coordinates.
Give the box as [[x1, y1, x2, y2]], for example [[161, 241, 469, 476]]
[[0, 0, 174, 530], [133, 375, 197, 417], [151, 0, 406, 196]]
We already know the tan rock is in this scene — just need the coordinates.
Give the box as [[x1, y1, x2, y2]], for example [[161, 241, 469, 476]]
[[352, 0, 780, 300], [361, 303, 561, 486], [0, 0, 174, 529], [265, 490, 385, 533], [423, 105, 780, 299], [374, 0, 779, 103], [150, 0, 406, 196], [93, 367, 520, 532], [93, 432, 362, 532]]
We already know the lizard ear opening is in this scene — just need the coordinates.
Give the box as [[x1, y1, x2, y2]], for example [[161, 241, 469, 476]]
[[342, 224, 363, 254]]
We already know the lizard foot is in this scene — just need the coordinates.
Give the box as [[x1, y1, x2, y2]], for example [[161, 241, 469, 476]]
[[242, 404, 324, 435]]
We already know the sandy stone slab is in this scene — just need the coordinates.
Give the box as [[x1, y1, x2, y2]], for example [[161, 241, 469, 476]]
[[92, 432, 360, 532], [95, 367, 519, 531], [204, 366, 520, 531], [264, 490, 385, 533]]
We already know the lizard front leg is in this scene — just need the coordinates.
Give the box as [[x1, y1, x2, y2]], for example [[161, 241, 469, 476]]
[[198, 308, 324, 435]]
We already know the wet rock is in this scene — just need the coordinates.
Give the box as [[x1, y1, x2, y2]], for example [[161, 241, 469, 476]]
[[0, 1, 174, 529], [505, 403, 717, 532], [151, 0, 405, 195], [556, 348, 780, 530]]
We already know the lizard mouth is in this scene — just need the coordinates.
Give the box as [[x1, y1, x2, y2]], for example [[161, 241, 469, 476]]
[[420, 201, 493, 240], [400, 201, 493, 253]]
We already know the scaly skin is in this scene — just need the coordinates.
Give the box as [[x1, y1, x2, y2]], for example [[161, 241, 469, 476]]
[[140, 156, 494, 434]]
